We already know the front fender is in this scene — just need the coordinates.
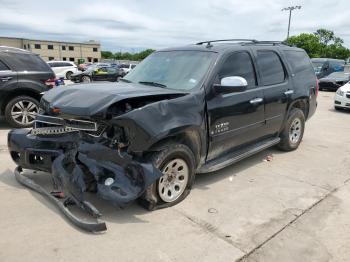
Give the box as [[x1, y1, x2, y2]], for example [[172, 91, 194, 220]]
[[111, 93, 206, 153]]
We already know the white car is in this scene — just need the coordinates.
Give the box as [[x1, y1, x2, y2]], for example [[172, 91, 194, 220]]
[[119, 63, 137, 75], [334, 81, 350, 110], [47, 61, 78, 80]]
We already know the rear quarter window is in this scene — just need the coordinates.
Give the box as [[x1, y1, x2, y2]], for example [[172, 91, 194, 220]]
[[2, 53, 52, 72], [256, 50, 285, 86], [284, 50, 314, 75]]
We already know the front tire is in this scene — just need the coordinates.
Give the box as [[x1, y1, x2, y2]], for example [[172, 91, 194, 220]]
[[140, 143, 195, 210], [81, 75, 91, 83], [5, 96, 39, 128], [66, 71, 73, 80], [278, 108, 305, 151]]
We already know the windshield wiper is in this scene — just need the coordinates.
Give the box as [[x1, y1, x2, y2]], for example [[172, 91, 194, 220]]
[[119, 78, 132, 83], [138, 81, 167, 88]]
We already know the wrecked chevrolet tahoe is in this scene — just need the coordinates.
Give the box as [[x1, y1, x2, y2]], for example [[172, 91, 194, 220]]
[[8, 39, 318, 232]]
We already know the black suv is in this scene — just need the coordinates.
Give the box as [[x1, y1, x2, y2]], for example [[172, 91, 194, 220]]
[[0, 46, 55, 127], [8, 39, 318, 231]]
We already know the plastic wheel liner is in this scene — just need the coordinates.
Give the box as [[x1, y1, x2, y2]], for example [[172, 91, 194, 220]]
[[8, 129, 163, 232]]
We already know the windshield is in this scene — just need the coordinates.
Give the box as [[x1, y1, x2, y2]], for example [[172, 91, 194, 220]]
[[312, 61, 324, 74], [124, 51, 215, 90]]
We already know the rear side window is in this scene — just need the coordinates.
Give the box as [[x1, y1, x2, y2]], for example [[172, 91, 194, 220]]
[[329, 60, 345, 72], [284, 51, 314, 75], [218, 51, 257, 88], [257, 51, 285, 86], [0, 60, 10, 71], [2, 53, 51, 71]]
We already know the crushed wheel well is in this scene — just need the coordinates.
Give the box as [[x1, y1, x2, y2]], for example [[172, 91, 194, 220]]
[[147, 131, 201, 168]]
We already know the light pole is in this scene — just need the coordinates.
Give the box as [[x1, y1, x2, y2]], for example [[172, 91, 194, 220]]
[[282, 5, 301, 40]]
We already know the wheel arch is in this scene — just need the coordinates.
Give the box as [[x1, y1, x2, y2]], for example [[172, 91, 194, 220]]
[[146, 130, 202, 168], [1, 89, 41, 115]]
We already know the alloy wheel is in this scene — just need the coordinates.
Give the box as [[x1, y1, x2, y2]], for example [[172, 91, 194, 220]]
[[10, 100, 38, 125]]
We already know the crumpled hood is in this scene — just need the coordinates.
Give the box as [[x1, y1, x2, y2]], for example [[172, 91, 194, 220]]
[[42, 82, 187, 117]]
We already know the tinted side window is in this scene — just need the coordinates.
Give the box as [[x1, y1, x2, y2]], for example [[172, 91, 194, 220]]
[[257, 51, 285, 86], [329, 60, 345, 72], [107, 67, 117, 74], [2, 53, 51, 71], [218, 52, 257, 88], [0, 60, 10, 71], [284, 51, 314, 75]]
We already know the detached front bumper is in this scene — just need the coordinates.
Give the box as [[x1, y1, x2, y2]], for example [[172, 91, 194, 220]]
[[8, 129, 163, 232]]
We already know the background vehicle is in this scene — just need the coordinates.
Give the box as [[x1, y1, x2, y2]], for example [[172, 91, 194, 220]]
[[334, 81, 350, 110], [78, 62, 92, 71], [318, 71, 350, 91], [0, 46, 55, 127], [47, 61, 78, 80], [70, 65, 123, 83], [311, 58, 345, 79], [8, 39, 318, 224], [119, 63, 137, 75]]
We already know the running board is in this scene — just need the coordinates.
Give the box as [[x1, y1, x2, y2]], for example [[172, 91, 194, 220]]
[[198, 137, 280, 173]]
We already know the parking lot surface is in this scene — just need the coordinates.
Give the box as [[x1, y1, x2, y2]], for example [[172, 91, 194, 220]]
[[0, 91, 349, 262]]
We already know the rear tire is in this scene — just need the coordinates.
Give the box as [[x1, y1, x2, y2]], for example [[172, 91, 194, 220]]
[[5, 96, 39, 128], [140, 143, 195, 210], [277, 108, 305, 151]]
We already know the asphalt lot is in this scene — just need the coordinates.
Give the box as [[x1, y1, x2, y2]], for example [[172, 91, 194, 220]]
[[0, 91, 349, 262]]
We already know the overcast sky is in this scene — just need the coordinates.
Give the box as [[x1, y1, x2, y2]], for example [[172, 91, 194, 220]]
[[0, 0, 349, 52]]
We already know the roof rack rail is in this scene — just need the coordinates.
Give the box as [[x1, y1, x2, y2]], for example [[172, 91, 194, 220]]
[[196, 39, 258, 46], [242, 41, 286, 46], [195, 39, 288, 47]]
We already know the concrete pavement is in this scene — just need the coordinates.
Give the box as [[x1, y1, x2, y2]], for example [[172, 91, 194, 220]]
[[0, 91, 349, 262]]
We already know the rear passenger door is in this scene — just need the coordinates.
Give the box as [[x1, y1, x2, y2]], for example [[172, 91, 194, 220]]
[[0, 59, 17, 97], [254, 49, 291, 135]]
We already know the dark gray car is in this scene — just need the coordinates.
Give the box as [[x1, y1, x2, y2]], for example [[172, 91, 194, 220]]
[[0, 46, 55, 127]]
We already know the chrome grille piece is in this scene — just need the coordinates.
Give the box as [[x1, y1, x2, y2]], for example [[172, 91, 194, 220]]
[[32, 114, 105, 137]]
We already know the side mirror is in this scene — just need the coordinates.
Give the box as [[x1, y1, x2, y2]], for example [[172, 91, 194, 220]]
[[214, 76, 248, 93]]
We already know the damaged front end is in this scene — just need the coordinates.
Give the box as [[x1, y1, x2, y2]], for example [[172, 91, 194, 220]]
[[8, 114, 164, 232]]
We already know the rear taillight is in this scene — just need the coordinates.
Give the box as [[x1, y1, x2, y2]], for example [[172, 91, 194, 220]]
[[315, 78, 319, 97], [45, 78, 56, 88]]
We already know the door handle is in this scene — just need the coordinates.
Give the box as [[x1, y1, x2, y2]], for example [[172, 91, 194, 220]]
[[250, 98, 263, 104], [284, 90, 294, 95], [0, 77, 12, 82]]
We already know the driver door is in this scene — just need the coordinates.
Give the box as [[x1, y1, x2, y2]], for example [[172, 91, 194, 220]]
[[92, 67, 109, 81], [206, 51, 265, 160]]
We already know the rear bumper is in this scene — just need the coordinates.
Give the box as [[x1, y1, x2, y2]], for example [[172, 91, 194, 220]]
[[319, 82, 341, 91]]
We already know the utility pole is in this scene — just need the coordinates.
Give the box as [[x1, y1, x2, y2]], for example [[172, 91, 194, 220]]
[[281, 5, 301, 40]]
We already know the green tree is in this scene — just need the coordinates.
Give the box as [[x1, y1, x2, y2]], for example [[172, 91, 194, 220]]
[[285, 29, 350, 60], [103, 49, 155, 61], [101, 51, 114, 59]]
